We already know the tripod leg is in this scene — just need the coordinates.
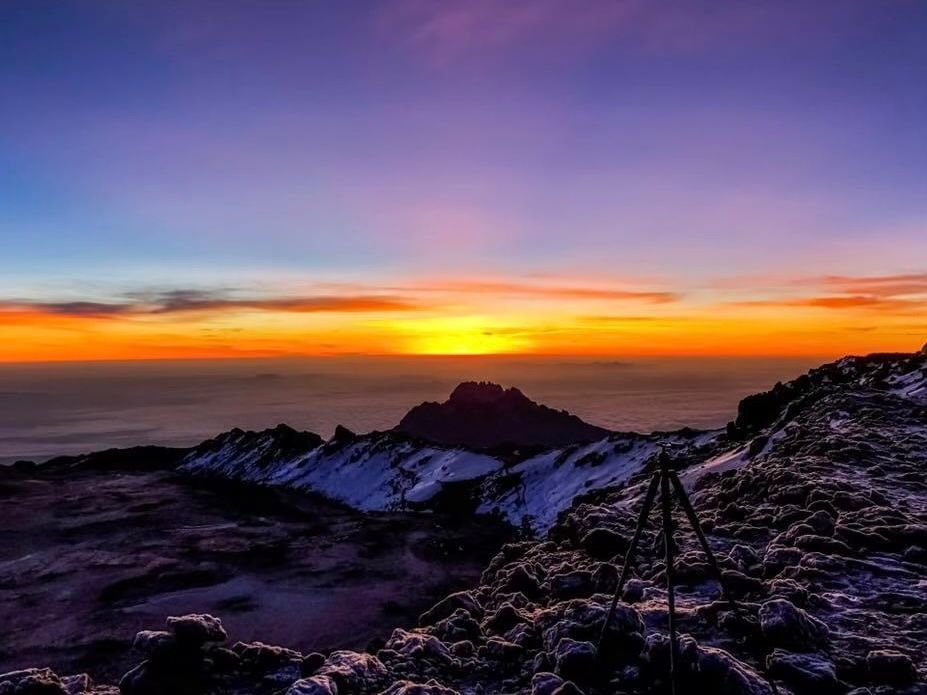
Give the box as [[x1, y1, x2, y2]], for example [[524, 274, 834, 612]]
[[668, 472, 738, 610], [669, 472, 784, 695], [660, 473, 678, 695], [596, 472, 660, 654]]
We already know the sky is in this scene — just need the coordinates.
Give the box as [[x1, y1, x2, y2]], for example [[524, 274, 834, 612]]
[[1, 0, 926, 360]]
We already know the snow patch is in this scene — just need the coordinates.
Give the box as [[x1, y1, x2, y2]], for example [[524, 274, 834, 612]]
[[478, 436, 658, 532], [679, 444, 750, 490], [180, 435, 502, 511]]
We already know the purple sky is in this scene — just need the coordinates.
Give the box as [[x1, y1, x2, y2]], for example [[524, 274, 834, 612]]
[[1, 1, 926, 358]]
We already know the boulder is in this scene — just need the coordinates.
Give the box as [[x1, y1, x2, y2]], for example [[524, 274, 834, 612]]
[[728, 544, 760, 572], [535, 599, 644, 660], [766, 650, 840, 693], [553, 639, 597, 685], [385, 629, 457, 668], [301, 653, 327, 676], [132, 631, 175, 657], [580, 528, 627, 559], [804, 511, 836, 537], [431, 608, 482, 643], [621, 578, 648, 604], [865, 649, 917, 686], [551, 683, 585, 695], [758, 599, 829, 651], [0, 668, 68, 695], [233, 641, 304, 672], [165, 614, 227, 646], [591, 563, 619, 593], [316, 651, 387, 693], [762, 546, 803, 576], [481, 636, 523, 662], [378, 680, 460, 695], [549, 570, 595, 600], [419, 591, 481, 626], [482, 603, 527, 635], [531, 672, 565, 695], [697, 646, 773, 695], [287, 676, 339, 695]]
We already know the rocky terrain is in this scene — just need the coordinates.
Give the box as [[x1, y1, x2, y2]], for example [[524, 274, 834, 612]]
[[0, 469, 509, 686], [2, 347, 926, 694]]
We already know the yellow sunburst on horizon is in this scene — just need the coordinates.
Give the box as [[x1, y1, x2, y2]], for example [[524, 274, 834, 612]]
[[384, 315, 534, 355]]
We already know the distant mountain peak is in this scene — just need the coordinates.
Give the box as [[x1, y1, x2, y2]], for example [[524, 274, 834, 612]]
[[448, 381, 529, 406], [395, 381, 611, 449]]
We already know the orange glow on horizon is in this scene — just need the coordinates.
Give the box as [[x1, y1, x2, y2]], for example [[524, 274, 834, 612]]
[[2, 273, 925, 362], [1, 302, 924, 362]]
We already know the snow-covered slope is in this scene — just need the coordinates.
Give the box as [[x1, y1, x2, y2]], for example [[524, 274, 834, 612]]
[[180, 347, 927, 534], [180, 429, 502, 512], [180, 420, 726, 532]]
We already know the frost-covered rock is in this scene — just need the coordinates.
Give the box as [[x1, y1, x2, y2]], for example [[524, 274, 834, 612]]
[[0, 668, 69, 695], [419, 591, 482, 626], [165, 613, 227, 646], [287, 676, 338, 695], [551, 638, 597, 684], [758, 599, 829, 652], [865, 649, 918, 686], [378, 680, 460, 695], [766, 649, 839, 693], [384, 630, 457, 668], [315, 651, 388, 693], [530, 672, 566, 695], [697, 646, 773, 695], [535, 599, 644, 659], [233, 641, 304, 672]]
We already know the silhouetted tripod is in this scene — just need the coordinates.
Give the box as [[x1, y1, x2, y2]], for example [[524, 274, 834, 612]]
[[596, 449, 762, 695]]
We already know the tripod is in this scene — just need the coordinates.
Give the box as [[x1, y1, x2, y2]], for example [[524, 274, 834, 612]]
[[596, 450, 749, 695]]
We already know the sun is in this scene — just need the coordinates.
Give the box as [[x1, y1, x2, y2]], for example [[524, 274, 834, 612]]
[[384, 316, 532, 355]]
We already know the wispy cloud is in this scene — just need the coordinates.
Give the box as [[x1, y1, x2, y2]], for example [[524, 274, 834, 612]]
[[377, 0, 855, 67], [378, 0, 640, 66], [818, 273, 927, 297], [733, 296, 927, 312], [400, 279, 679, 303], [718, 271, 927, 315], [0, 289, 422, 320]]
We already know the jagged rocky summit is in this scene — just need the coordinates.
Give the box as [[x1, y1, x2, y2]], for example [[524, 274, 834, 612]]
[[3, 347, 927, 694], [395, 381, 612, 449]]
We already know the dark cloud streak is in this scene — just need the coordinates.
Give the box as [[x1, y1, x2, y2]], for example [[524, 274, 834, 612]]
[[0, 289, 422, 319]]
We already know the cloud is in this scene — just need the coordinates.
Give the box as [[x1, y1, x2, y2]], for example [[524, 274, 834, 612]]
[[404, 279, 679, 303], [37, 301, 138, 317], [818, 273, 927, 297], [0, 289, 422, 320], [377, 0, 854, 67], [379, 0, 637, 66], [719, 272, 927, 315], [732, 295, 927, 313]]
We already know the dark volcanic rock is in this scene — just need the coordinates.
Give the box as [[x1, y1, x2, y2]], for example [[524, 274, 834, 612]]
[[395, 381, 611, 449], [188, 424, 324, 469], [865, 649, 918, 686], [758, 598, 829, 652], [767, 650, 840, 693], [30, 445, 190, 473]]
